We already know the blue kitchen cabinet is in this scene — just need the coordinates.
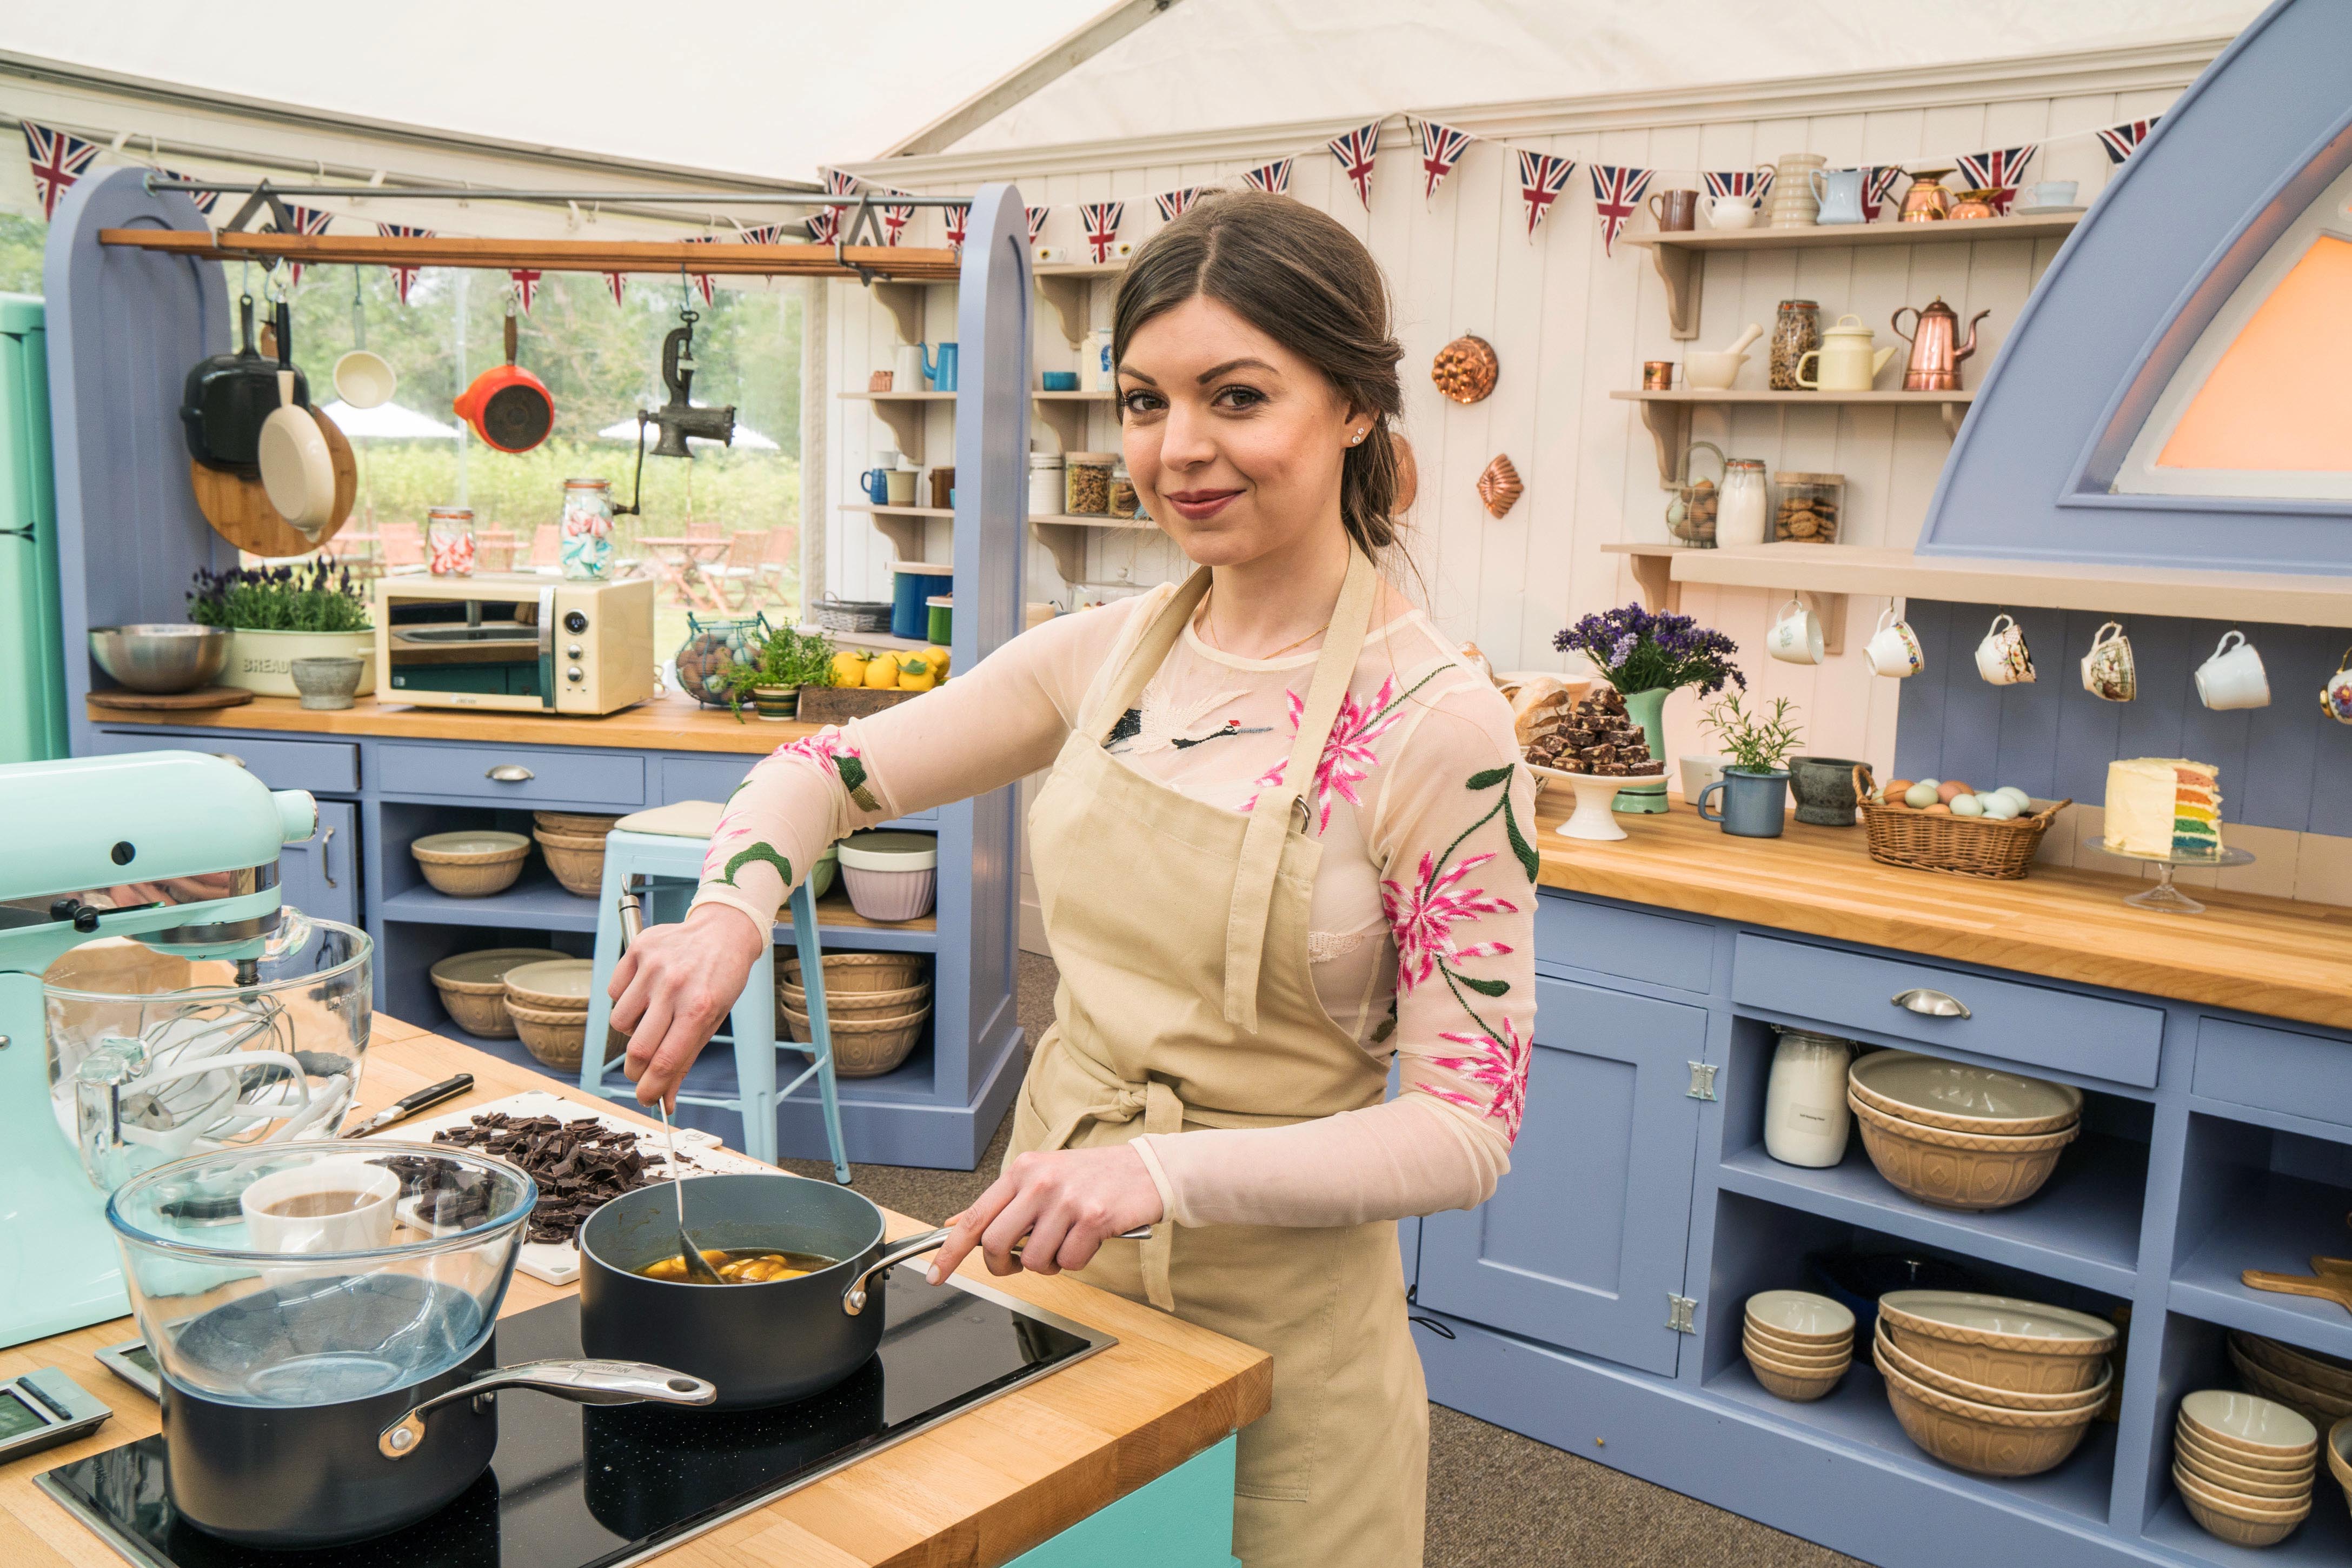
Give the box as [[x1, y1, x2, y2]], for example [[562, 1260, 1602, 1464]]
[[1414, 973, 1707, 1376], [278, 799, 358, 928]]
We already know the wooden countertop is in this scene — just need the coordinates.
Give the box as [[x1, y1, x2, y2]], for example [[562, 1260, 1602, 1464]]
[[0, 1021, 1271, 1568], [1532, 796, 2352, 1031], [86, 690, 818, 754]]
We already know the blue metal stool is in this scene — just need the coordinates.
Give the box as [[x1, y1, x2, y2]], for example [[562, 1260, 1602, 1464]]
[[581, 827, 851, 1182]]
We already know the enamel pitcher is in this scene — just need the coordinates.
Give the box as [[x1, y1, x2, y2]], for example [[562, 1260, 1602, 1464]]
[[1808, 168, 1865, 225], [1796, 315, 1897, 391]]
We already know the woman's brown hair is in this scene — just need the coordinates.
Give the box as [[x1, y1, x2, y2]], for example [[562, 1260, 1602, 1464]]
[[1112, 189, 1406, 561]]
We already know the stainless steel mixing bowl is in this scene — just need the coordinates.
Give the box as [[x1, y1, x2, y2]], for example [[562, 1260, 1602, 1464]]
[[88, 623, 231, 694]]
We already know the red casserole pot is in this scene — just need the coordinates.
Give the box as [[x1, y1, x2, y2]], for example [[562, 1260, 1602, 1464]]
[[454, 312, 554, 453]]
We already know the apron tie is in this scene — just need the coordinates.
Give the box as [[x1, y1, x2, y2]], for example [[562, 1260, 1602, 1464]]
[[1138, 1080, 1181, 1312], [1028, 1032, 1185, 1311]]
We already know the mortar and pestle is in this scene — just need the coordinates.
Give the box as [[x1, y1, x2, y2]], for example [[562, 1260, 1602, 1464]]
[[1684, 324, 1763, 390], [1789, 756, 1872, 827]]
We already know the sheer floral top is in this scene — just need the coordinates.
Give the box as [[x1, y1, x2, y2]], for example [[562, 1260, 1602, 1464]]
[[687, 583, 1538, 1230]]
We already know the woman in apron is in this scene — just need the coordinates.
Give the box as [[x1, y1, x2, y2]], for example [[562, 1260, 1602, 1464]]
[[612, 190, 1537, 1567]]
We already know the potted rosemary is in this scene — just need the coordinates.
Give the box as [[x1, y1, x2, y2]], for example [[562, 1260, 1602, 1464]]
[[188, 562, 376, 698], [1553, 604, 1743, 813], [724, 624, 838, 721], [1695, 693, 1805, 838]]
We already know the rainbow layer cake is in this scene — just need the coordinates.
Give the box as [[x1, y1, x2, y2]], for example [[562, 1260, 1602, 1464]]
[[2103, 758, 2223, 858]]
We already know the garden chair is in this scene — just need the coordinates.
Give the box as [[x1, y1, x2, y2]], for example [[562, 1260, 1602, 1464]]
[[756, 526, 797, 606], [710, 531, 766, 609], [528, 523, 561, 568], [474, 528, 517, 572], [378, 521, 426, 574]]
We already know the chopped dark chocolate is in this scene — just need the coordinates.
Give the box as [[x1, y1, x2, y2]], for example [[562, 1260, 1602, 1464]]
[[426, 1111, 667, 1245]]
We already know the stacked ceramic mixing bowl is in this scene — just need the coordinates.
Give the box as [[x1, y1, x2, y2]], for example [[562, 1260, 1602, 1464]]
[[502, 958, 595, 1071], [533, 810, 620, 897], [1847, 1050, 2082, 1211], [2231, 1329, 2352, 1433], [1872, 1291, 2115, 1477], [2173, 1390, 2316, 1546], [1743, 1290, 1856, 1401]]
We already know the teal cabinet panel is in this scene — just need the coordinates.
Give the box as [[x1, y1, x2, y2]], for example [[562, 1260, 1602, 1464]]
[[0, 296, 64, 763], [1006, 1434, 1238, 1567], [1414, 976, 1706, 1375]]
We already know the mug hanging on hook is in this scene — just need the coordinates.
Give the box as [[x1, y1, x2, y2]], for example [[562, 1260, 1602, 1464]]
[[333, 268, 396, 409]]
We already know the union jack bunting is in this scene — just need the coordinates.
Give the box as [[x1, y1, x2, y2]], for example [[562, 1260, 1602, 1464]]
[[941, 201, 970, 253], [685, 234, 718, 304], [1327, 121, 1380, 209], [1080, 201, 1125, 264], [2096, 117, 2159, 165], [603, 273, 628, 305], [507, 269, 542, 314], [1860, 165, 1908, 222], [1025, 205, 1049, 246], [265, 203, 334, 285], [1152, 187, 1198, 223], [875, 187, 915, 246], [1417, 119, 1474, 203], [807, 169, 860, 244], [1701, 169, 1772, 205], [373, 222, 434, 303], [22, 122, 101, 219], [158, 169, 220, 216], [1516, 149, 1576, 240], [734, 223, 787, 245], [1954, 145, 2038, 215], [1241, 157, 1293, 197], [1588, 163, 1654, 256]]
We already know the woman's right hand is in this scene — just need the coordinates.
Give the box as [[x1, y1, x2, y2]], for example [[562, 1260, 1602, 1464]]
[[612, 903, 769, 1109]]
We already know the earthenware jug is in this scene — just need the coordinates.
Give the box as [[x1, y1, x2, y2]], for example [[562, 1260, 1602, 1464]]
[[1788, 755, 1870, 827], [1808, 168, 1865, 225], [1795, 315, 1898, 392]]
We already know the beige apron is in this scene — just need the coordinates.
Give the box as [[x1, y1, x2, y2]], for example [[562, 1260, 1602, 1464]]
[[1011, 548, 1427, 1567]]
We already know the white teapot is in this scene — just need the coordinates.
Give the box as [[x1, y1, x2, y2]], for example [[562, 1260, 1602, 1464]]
[[1795, 314, 1897, 392], [1705, 194, 1757, 230]]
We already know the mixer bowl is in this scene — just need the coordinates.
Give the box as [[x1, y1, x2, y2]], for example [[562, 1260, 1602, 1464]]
[[88, 623, 229, 694]]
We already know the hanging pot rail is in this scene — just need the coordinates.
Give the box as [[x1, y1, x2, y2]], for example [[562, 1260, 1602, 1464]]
[[96, 229, 960, 281]]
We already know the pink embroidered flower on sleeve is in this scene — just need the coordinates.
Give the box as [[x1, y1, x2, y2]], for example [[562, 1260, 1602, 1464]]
[[1244, 674, 1407, 831], [1416, 1016, 1533, 1142], [1378, 850, 1517, 994]]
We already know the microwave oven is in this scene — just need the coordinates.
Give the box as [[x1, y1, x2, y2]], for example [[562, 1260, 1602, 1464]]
[[373, 574, 656, 715]]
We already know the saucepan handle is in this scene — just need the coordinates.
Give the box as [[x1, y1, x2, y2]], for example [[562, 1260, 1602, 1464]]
[[842, 1225, 1157, 1315], [379, 1359, 714, 1458]]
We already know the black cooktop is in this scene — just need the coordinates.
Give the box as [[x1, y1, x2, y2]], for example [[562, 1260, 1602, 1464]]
[[38, 1270, 1110, 1568]]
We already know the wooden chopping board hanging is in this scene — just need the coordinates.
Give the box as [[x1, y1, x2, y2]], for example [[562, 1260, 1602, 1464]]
[[189, 407, 358, 559]]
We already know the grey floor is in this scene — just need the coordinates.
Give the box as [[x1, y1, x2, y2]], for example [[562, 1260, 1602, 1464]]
[[780, 953, 1867, 1568]]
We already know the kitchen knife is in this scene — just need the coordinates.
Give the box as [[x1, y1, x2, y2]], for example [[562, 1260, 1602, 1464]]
[[345, 1074, 475, 1138]]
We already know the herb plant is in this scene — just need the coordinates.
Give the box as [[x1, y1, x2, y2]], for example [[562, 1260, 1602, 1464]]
[[723, 624, 838, 717], [1553, 603, 1743, 696], [188, 562, 371, 633], [1698, 692, 1805, 774]]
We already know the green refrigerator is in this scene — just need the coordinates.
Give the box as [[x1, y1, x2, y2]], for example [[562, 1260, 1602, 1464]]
[[0, 294, 64, 763]]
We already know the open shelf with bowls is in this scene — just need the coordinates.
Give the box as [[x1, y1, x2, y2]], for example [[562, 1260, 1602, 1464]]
[[2171, 1113, 2352, 1364]]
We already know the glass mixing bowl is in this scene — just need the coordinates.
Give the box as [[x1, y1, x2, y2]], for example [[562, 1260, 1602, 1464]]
[[107, 1140, 535, 1406], [45, 913, 373, 1192]]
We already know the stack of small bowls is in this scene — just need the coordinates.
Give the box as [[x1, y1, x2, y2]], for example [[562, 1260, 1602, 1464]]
[[1743, 1290, 1855, 1401], [2174, 1390, 2316, 1546], [1873, 1291, 2115, 1477], [2326, 1416, 2352, 1526], [1847, 1049, 2082, 1211], [533, 811, 620, 898], [2230, 1330, 2352, 1432], [502, 958, 595, 1072]]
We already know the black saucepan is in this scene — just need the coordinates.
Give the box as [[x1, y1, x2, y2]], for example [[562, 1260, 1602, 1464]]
[[181, 295, 304, 473]]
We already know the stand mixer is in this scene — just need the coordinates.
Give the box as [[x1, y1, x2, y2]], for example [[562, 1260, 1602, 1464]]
[[0, 750, 318, 1348]]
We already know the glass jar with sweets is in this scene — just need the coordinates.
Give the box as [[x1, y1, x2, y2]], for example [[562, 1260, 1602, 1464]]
[[559, 477, 615, 579], [426, 506, 475, 576], [1064, 453, 1115, 517], [1772, 471, 1844, 544], [1027, 453, 1064, 516]]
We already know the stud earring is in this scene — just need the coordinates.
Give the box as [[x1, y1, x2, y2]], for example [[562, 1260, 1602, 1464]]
[[1350, 429, 1366, 445]]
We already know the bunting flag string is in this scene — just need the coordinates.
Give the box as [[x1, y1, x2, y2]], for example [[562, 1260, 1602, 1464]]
[[264, 203, 334, 284], [603, 272, 628, 305], [1241, 156, 1293, 196], [1080, 201, 1125, 264], [2097, 117, 2159, 165], [941, 201, 971, 253], [1152, 186, 1198, 223], [507, 268, 542, 313], [878, 187, 915, 246], [684, 234, 718, 304], [1588, 163, 1653, 256], [1954, 145, 2038, 214], [1327, 121, 1380, 209], [372, 222, 435, 303], [22, 122, 99, 218], [1417, 119, 1474, 203], [158, 168, 220, 216], [1859, 164, 1908, 221], [734, 223, 787, 245], [1702, 169, 1773, 205], [1516, 150, 1576, 240], [1025, 205, 1051, 246], [806, 169, 859, 244]]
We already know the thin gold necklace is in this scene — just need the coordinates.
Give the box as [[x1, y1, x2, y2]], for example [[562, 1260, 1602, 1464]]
[[1198, 587, 1328, 660]]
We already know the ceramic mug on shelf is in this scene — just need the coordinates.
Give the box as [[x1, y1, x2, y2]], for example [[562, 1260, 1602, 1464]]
[[861, 468, 891, 504], [884, 469, 916, 506], [1974, 613, 2035, 685], [892, 343, 926, 391], [2024, 180, 2079, 209], [2322, 648, 2352, 723], [2195, 630, 2270, 710], [1647, 188, 1699, 232], [1864, 607, 1923, 678], [1706, 194, 1757, 230], [1766, 597, 1824, 665], [2080, 621, 2136, 702]]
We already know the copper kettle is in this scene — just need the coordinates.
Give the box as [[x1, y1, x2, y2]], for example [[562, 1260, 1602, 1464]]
[[1893, 296, 1990, 392]]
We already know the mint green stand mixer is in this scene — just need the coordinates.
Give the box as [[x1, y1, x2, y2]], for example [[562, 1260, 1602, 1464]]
[[0, 750, 319, 1349]]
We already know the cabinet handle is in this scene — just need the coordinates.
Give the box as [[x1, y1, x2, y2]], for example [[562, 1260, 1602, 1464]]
[[321, 826, 338, 888], [1891, 987, 1970, 1020], [211, 752, 247, 769], [486, 765, 534, 783]]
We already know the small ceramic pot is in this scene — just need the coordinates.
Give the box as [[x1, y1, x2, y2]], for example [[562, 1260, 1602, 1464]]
[[1788, 756, 1870, 828], [750, 685, 799, 721], [1697, 767, 1791, 838], [290, 655, 368, 711]]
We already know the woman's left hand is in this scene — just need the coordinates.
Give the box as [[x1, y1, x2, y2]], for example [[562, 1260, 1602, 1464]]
[[927, 1144, 1165, 1284]]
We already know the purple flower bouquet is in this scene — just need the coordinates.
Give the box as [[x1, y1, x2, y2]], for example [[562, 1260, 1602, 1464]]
[[1553, 603, 1744, 696]]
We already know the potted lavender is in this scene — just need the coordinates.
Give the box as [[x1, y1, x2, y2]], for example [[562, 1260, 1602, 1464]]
[[1554, 604, 1744, 813]]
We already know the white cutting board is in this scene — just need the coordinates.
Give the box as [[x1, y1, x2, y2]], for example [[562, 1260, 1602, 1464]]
[[387, 1090, 781, 1285]]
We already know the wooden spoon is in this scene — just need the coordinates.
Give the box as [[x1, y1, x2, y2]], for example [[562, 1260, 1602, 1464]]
[[2242, 1268, 2352, 1315]]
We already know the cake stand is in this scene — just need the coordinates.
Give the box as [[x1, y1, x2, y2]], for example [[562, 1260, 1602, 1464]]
[[2085, 838, 2253, 914], [1536, 765, 1629, 842]]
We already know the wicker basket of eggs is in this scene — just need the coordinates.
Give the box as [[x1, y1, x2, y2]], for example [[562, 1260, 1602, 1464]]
[[1860, 777, 2071, 881]]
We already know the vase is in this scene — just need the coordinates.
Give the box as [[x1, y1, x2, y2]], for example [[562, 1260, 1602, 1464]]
[[1697, 767, 1791, 838], [225, 628, 377, 698], [750, 685, 798, 721], [1613, 686, 1672, 813]]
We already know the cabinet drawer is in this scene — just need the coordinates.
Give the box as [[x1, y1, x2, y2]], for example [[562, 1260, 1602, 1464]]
[[90, 730, 358, 794], [1732, 932, 2164, 1087], [1534, 892, 1713, 992], [378, 741, 644, 808], [2195, 1016, 2352, 1130]]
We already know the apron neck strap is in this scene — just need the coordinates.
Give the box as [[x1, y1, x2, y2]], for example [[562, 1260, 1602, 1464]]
[[1221, 546, 1381, 1031]]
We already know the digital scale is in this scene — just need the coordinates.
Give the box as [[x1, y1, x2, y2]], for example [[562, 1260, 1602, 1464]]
[[0, 1367, 112, 1463]]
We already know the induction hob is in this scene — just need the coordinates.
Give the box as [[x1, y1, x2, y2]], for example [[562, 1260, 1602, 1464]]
[[38, 1269, 1112, 1568]]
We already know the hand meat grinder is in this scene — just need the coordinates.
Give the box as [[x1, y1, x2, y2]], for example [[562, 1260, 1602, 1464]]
[[0, 751, 317, 1347]]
